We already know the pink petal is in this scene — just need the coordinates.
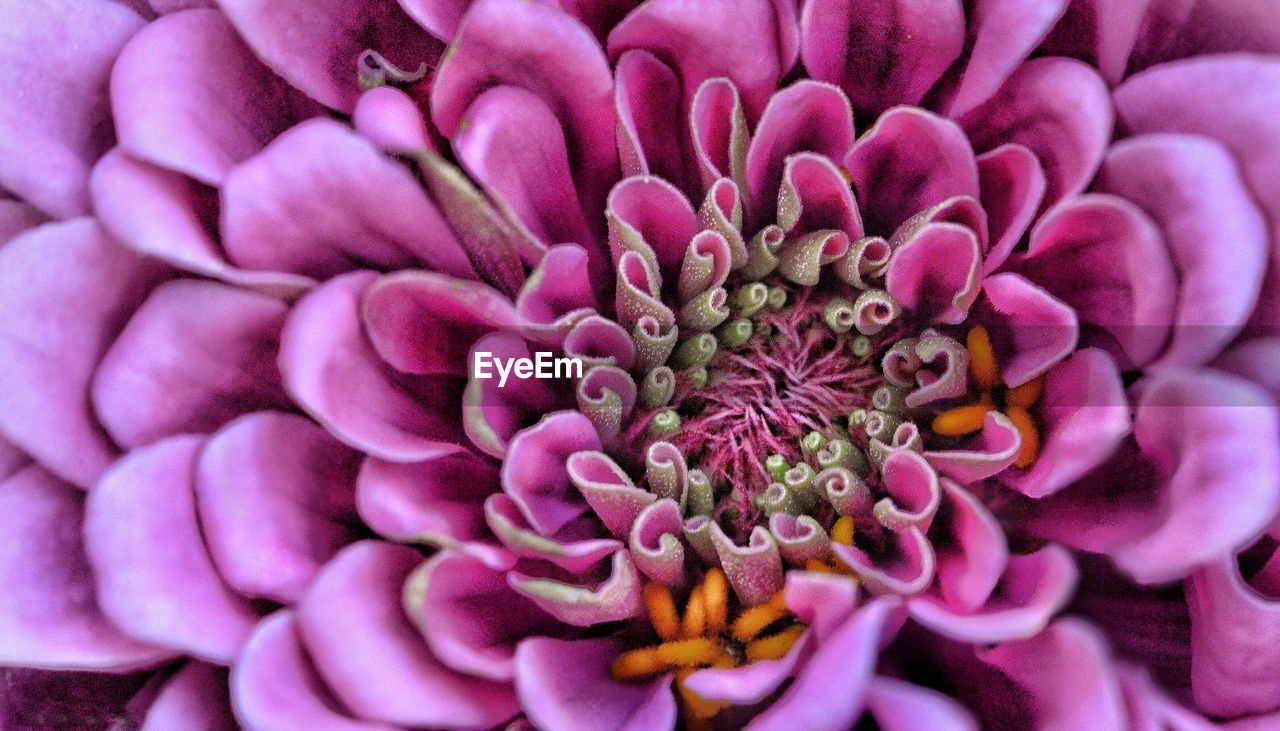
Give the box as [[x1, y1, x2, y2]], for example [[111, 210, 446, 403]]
[[800, 0, 965, 118], [0, 219, 168, 488], [846, 107, 979, 236], [1113, 56, 1280, 335], [139, 662, 234, 731], [111, 8, 321, 186], [433, 0, 617, 227], [1186, 558, 1280, 717], [514, 637, 675, 731], [776, 152, 865, 240], [462, 332, 566, 459], [606, 176, 701, 282], [976, 144, 1046, 273], [614, 50, 686, 190], [297, 541, 519, 727], [90, 149, 313, 296], [923, 411, 1022, 483], [864, 677, 979, 731], [233, 610, 395, 731], [886, 222, 982, 325], [85, 436, 259, 662], [943, 0, 1068, 118], [932, 479, 1008, 613], [1013, 194, 1176, 369], [959, 58, 1111, 211], [221, 118, 475, 282], [0, 1, 143, 217], [502, 411, 602, 537], [1039, 0, 1150, 84], [0, 465, 172, 670], [508, 550, 645, 626], [0, 199, 47, 246], [280, 271, 468, 463], [351, 86, 434, 154], [217, 0, 442, 113], [196, 412, 362, 604], [1098, 134, 1268, 369], [357, 451, 498, 544], [976, 272, 1079, 388], [91, 280, 292, 449]]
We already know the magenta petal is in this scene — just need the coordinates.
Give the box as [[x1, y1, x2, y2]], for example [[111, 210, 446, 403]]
[[743, 80, 856, 225], [800, 0, 964, 118], [607, 176, 701, 281], [91, 280, 291, 449], [434, 0, 617, 226], [924, 411, 1021, 483], [485, 493, 622, 574], [608, 0, 792, 123], [1113, 57, 1280, 336], [281, 271, 468, 462], [1013, 194, 1176, 369], [518, 244, 597, 344], [362, 269, 519, 377], [1186, 558, 1280, 717], [398, 0, 473, 40], [777, 152, 865, 240], [684, 634, 808, 705], [886, 222, 982, 324], [864, 676, 979, 731], [515, 637, 675, 731], [463, 333, 565, 458], [1098, 134, 1268, 369], [111, 9, 320, 185], [1216, 338, 1280, 402], [979, 618, 1127, 730], [0, 1, 142, 217], [944, 0, 1068, 118], [217, 0, 441, 113], [0, 200, 48, 246], [139, 662, 234, 730], [1039, 0, 1149, 84], [0, 219, 168, 488], [352, 86, 433, 154], [959, 58, 1111, 211], [412, 550, 567, 682], [221, 119, 476, 282], [834, 527, 935, 596], [910, 545, 1077, 644], [785, 570, 861, 642], [508, 549, 644, 626], [750, 599, 905, 731], [196, 412, 361, 604], [502, 411, 601, 537], [976, 144, 1046, 273], [614, 50, 685, 189], [358, 451, 498, 544], [90, 150, 313, 296], [932, 480, 1008, 613], [846, 107, 979, 236], [977, 273, 1079, 387], [233, 611, 395, 731], [1003, 348, 1130, 498], [297, 541, 518, 727], [567, 451, 657, 538], [630, 499, 686, 586], [85, 436, 259, 663], [0, 465, 172, 670], [453, 86, 596, 252]]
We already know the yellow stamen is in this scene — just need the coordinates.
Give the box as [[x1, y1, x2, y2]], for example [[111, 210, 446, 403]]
[[675, 669, 725, 720], [1006, 406, 1040, 468], [611, 647, 667, 681], [682, 584, 706, 639], [932, 402, 991, 436], [702, 568, 728, 636], [731, 594, 789, 643], [643, 583, 681, 641], [746, 625, 806, 661], [1006, 375, 1045, 409], [655, 637, 720, 668], [967, 326, 1001, 390], [831, 515, 855, 547]]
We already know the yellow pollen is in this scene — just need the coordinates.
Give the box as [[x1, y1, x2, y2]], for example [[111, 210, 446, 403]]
[[746, 624, 806, 661], [831, 515, 855, 547], [967, 326, 1001, 390]]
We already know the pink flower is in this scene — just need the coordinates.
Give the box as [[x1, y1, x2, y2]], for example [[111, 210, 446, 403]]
[[2, 0, 1279, 728]]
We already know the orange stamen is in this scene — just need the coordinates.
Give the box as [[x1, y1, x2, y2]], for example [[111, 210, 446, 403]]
[[731, 595, 789, 643], [611, 647, 667, 681], [967, 326, 1001, 390], [643, 583, 681, 641], [805, 558, 840, 574], [932, 402, 991, 436], [831, 515, 855, 547], [655, 637, 720, 668], [746, 625, 806, 661], [682, 584, 707, 639], [1006, 375, 1045, 409], [1006, 406, 1040, 468], [702, 569, 728, 636]]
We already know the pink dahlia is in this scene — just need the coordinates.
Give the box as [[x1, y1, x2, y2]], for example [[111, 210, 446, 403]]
[[2, 0, 1280, 728]]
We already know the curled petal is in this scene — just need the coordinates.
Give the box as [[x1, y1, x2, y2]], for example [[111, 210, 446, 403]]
[[769, 513, 832, 567], [567, 451, 656, 538], [833, 526, 935, 596], [777, 152, 864, 240], [607, 176, 700, 282], [874, 451, 942, 530], [514, 243, 598, 345], [818, 467, 873, 518], [462, 333, 563, 459], [932, 480, 1008, 613], [502, 411, 601, 537], [577, 366, 638, 445], [710, 524, 785, 606], [976, 144, 1046, 274], [615, 50, 685, 189], [684, 633, 809, 705], [629, 499, 686, 586], [689, 80, 750, 193], [924, 411, 1022, 483], [886, 222, 982, 324], [777, 229, 850, 287], [565, 315, 637, 371], [509, 550, 645, 626], [678, 230, 734, 304], [358, 451, 497, 545], [977, 273, 1079, 388], [905, 332, 969, 408], [485, 494, 621, 574], [909, 545, 1077, 644], [1186, 558, 1280, 716]]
